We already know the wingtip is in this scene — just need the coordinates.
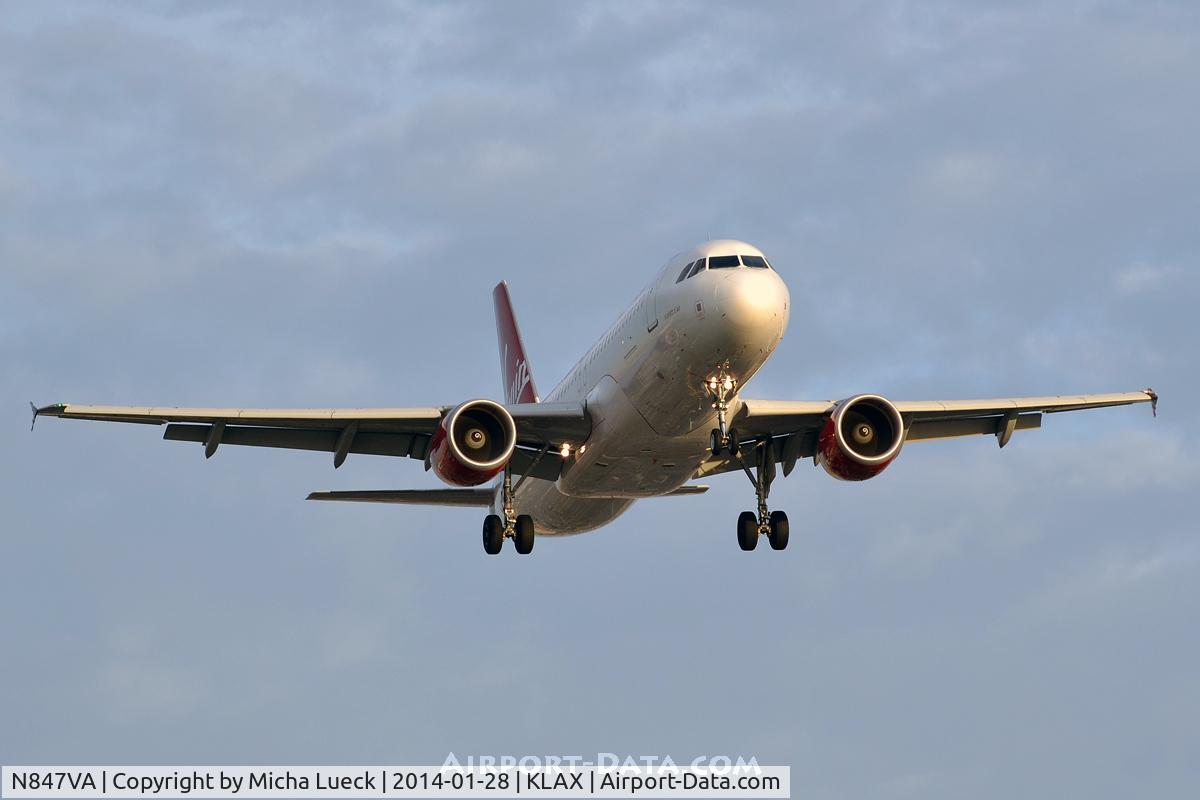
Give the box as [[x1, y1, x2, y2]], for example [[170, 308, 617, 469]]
[[1144, 387, 1158, 417], [28, 400, 62, 429]]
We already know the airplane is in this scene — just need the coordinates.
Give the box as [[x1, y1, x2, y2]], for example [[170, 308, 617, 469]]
[[33, 239, 1157, 554]]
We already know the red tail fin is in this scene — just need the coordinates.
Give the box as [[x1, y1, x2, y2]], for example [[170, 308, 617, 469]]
[[493, 281, 539, 405]]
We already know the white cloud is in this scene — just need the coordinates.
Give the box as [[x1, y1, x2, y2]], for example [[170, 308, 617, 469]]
[[1113, 262, 1183, 294], [921, 151, 1006, 202], [1019, 540, 1200, 625]]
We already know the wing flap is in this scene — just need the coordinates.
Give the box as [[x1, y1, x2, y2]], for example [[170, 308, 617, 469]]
[[906, 413, 1041, 441], [163, 425, 429, 459]]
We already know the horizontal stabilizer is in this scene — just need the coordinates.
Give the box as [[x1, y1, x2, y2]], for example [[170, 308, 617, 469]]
[[306, 489, 493, 507], [664, 484, 708, 496]]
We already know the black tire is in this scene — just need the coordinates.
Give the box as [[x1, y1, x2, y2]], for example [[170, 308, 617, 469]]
[[709, 429, 722, 457], [768, 510, 789, 551], [482, 514, 504, 555], [727, 428, 740, 457], [737, 511, 758, 551], [514, 514, 535, 554]]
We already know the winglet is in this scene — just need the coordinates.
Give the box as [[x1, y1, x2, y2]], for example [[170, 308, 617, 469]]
[[31, 402, 68, 429], [1145, 388, 1158, 417]]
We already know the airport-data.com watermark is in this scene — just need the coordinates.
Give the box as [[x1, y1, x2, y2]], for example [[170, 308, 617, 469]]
[[442, 752, 764, 772], [2, 756, 789, 798]]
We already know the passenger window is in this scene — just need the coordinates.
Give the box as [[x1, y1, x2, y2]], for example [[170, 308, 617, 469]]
[[687, 258, 706, 278], [742, 255, 769, 268], [709, 255, 740, 269], [676, 261, 694, 283]]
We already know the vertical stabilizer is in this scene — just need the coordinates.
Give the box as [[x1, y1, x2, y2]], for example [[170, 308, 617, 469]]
[[493, 281, 539, 405]]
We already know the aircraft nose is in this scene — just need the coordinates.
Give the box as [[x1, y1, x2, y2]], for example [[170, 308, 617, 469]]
[[713, 267, 790, 340]]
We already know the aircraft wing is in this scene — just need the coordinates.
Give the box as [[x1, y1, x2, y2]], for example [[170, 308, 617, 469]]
[[696, 389, 1157, 478], [32, 400, 590, 480]]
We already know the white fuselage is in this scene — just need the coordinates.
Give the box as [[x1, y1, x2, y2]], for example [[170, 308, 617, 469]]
[[504, 240, 790, 534]]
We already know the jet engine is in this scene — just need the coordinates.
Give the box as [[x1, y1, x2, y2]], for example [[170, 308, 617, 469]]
[[428, 399, 517, 487], [816, 394, 905, 481]]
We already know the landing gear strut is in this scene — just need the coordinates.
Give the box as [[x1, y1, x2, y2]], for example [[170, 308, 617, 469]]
[[705, 362, 740, 457], [701, 366, 789, 550], [733, 437, 789, 551], [481, 463, 536, 555]]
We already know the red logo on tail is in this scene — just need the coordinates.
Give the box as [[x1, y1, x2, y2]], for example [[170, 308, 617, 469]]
[[493, 282, 539, 405]]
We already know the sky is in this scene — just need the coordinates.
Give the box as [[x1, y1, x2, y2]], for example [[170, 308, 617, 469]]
[[2, 1, 1198, 797]]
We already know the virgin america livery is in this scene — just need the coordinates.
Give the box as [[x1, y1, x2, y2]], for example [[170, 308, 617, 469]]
[[34, 240, 1157, 554]]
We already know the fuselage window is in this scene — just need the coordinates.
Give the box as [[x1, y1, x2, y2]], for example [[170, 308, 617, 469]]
[[742, 255, 769, 268], [676, 261, 695, 283], [709, 255, 740, 269], [686, 258, 706, 278]]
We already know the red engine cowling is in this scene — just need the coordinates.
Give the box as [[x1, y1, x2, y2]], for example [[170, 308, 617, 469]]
[[428, 399, 517, 487], [816, 394, 905, 481]]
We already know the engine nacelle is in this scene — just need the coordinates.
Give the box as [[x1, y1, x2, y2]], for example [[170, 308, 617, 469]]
[[816, 394, 905, 481], [428, 399, 517, 487]]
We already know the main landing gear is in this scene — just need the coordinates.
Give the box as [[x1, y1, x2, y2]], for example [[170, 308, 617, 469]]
[[482, 465, 535, 555], [705, 365, 788, 552], [732, 438, 789, 551]]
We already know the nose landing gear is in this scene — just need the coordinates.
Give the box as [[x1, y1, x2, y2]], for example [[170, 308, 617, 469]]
[[481, 463, 536, 555], [705, 363, 740, 457]]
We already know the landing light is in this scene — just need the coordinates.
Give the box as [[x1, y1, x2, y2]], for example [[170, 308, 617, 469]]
[[560, 443, 571, 459]]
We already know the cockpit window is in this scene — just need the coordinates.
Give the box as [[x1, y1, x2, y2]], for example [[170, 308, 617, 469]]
[[742, 255, 769, 269], [686, 258, 706, 278], [676, 261, 694, 283], [709, 255, 740, 269]]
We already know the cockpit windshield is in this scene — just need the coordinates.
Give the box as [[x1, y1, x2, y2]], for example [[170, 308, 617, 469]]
[[675, 253, 772, 282]]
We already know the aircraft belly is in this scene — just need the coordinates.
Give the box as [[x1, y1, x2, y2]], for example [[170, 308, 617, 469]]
[[511, 479, 634, 536], [555, 375, 709, 500]]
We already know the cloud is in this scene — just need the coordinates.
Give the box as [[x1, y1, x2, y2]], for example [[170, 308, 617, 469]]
[[1113, 262, 1184, 294]]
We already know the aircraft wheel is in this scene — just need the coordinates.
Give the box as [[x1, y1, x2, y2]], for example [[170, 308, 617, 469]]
[[727, 428, 740, 457], [737, 511, 758, 551], [709, 429, 722, 457], [768, 510, 789, 551], [483, 514, 504, 555], [514, 514, 535, 554]]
